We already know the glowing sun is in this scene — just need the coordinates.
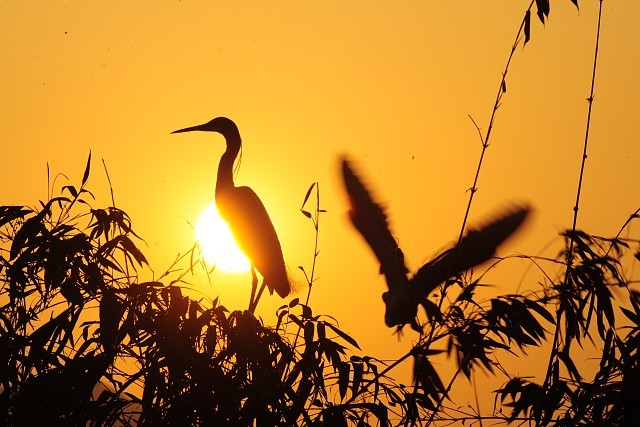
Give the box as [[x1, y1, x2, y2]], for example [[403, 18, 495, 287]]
[[196, 203, 251, 272]]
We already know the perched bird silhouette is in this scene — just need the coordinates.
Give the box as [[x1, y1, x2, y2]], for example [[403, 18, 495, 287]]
[[342, 158, 530, 329], [172, 117, 291, 299]]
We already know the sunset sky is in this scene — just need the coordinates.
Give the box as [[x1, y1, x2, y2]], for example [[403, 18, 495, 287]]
[[2, 0, 639, 402]]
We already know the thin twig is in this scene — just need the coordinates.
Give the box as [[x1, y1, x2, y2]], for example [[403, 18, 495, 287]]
[[304, 182, 322, 306], [286, 183, 323, 379], [444, 0, 535, 293]]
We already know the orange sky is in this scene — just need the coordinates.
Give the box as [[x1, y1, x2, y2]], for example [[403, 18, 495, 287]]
[[2, 0, 640, 407]]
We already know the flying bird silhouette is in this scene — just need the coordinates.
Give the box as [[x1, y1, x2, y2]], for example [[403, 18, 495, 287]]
[[172, 117, 291, 300], [342, 158, 529, 329]]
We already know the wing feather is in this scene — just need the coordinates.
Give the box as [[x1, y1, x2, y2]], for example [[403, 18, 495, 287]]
[[341, 158, 409, 291], [409, 206, 530, 300]]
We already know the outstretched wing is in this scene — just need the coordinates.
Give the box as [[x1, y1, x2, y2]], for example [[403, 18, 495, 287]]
[[342, 159, 416, 328], [409, 206, 530, 301], [341, 158, 409, 291]]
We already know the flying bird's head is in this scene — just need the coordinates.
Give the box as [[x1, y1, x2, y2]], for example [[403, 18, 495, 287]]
[[171, 116, 240, 142]]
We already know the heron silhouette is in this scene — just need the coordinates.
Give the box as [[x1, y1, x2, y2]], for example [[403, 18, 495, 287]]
[[172, 117, 291, 308], [342, 158, 530, 330]]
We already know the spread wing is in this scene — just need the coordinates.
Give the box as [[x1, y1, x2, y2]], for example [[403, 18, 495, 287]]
[[341, 158, 409, 291], [409, 205, 530, 301], [342, 159, 416, 328]]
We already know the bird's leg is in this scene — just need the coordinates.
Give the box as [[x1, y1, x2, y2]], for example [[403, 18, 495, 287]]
[[248, 267, 269, 313], [249, 266, 258, 313], [252, 277, 268, 312]]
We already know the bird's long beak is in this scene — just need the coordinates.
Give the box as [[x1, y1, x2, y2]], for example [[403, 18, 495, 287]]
[[171, 123, 207, 134]]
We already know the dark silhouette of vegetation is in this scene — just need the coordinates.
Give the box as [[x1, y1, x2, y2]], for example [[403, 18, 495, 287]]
[[3, 1, 637, 426], [1, 152, 640, 425], [0, 155, 408, 425]]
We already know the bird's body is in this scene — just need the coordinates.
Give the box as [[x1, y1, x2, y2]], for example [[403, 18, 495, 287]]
[[173, 117, 291, 299]]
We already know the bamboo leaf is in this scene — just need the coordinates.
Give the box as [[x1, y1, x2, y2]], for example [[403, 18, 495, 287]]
[[524, 10, 531, 45], [535, 0, 550, 24], [300, 209, 312, 219], [0, 206, 32, 229], [301, 182, 316, 210], [303, 321, 314, 345], [351, 361, 363, 397], [10, 215, 43, 260], [119, 235, 148, 266], [82, 151, 92, 186], [63, 185, 78, 198], [100, 289, 125, 353], [337, 361, 349, 400], [325, 321, 361, 350]]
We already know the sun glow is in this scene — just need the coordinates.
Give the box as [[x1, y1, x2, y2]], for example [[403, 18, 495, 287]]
[[196, 203, 251, 272]]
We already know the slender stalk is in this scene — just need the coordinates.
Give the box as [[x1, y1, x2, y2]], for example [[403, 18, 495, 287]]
[[285, 183, 322, 380], [445, 0, 534, 287], [343, 5, 538, 417], [541, 0, 604, 420], [303, 183, 322, 306], [419, 5, 535, 423], [422, 0, 534, 349], [565, 0, 604, 271]]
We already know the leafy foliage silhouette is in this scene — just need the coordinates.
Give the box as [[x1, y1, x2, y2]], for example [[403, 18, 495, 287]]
[[3, 2, 639, 425], [0, 156, 410, 425], [2, 154, 640, 426]]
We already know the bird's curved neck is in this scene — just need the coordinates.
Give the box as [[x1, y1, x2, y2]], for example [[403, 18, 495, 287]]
[[216, 135, 241, 196]]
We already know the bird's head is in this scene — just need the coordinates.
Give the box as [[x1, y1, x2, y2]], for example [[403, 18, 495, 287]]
[[171, 116, 240, 142]]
